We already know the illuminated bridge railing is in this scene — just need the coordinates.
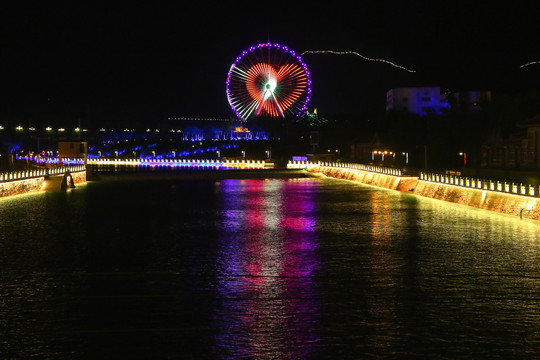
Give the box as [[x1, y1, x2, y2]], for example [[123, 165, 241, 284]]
[[0, 165, 86, 183], [287, 161, 403, 176], [419, 172, 538, 197], [15, 156, 85, 165], [87, 158, 269, 169]]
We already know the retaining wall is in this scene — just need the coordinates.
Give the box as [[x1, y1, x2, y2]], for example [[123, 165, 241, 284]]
[[0, 170, 87, 198], [0, 178, 45, 198], [307, 165, 418, 191], [307, 164, 540, 221], [413, 180, 540, 220]]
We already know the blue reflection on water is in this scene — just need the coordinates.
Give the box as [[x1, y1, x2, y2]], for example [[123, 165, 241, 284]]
[[214, 179, 321, 359]]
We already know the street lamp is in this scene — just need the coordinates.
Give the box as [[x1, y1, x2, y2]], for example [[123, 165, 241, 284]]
[[216, 150, 220, 159], [459, 152, 467, 165], [402, 152, 409, 164], [241, 150, 245, 158]]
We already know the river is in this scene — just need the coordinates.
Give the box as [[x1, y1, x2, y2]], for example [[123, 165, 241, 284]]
[[1, 176, 539, 359]]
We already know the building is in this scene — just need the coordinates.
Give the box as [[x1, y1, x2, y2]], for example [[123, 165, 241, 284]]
[[480, 114, 540, 169], [58, 141, 88, 163], [442, 90, 492, 111], [386, 87, 448, 115], [386, 87, 491, 115]]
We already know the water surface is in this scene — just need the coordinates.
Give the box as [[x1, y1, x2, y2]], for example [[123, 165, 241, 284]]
[[1, 177, 539, 359]]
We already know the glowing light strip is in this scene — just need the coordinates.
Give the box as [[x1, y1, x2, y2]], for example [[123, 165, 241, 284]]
[[270, 90, 285, 118], [87, 158, 268, 169], [15, 156, 85, 165], [301, 50, 416, 73], [519, 61, 540, 68]]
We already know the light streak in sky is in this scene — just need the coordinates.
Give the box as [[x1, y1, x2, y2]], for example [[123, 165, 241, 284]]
[[519, 61, 540, 68], [301, 50, 416, 73]]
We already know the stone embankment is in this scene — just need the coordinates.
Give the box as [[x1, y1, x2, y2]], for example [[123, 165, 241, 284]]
[[0, 167, 86, 198], [413, 180, 539, 220], [304, 163, 540, 221]]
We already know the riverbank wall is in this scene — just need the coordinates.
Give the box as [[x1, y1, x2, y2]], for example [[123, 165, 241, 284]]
[[413, 180, 540, 220], [0, 167, 86, 199], [299, 162, 540, 221], [305, 164, 418, 192]]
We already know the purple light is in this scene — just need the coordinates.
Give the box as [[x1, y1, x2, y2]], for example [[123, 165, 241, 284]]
[[226, 42, 312, 120]]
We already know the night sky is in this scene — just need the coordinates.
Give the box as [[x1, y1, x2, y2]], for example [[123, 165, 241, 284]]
[[2, 2, 540, 126]]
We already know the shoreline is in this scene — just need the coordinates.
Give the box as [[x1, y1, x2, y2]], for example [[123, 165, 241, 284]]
[[307, 165, 540, 221], [3, 165, 540, 222]]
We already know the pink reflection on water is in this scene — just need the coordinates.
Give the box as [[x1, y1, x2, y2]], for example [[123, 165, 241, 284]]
[[215, 179, 321, 358]]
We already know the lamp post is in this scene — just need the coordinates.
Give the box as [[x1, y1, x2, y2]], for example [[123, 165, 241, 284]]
[[459, 152, 467, 166], [402, 152, 409, 164], [416, 145, 428, 170]]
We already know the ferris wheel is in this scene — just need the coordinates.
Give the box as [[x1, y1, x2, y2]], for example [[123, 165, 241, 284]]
[[226, 42, 312, 121]]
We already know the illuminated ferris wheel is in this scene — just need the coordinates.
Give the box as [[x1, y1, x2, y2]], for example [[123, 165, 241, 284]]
[[226, 42, 312, 120]]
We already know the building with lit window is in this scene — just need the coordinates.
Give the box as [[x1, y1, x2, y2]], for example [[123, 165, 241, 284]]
[[386, 87, 491, 115], [386, 87, 448, 115]]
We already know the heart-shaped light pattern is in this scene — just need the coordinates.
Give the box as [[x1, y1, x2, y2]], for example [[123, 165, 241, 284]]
[[226, 43, 311, 120], [245, 63, 307, 118]]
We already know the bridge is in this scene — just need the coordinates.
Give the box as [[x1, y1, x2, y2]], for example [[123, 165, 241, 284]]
[[86, 158, 273, 169]]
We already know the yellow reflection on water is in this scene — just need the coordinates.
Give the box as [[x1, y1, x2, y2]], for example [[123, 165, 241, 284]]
[[408, 193, 540, 243]]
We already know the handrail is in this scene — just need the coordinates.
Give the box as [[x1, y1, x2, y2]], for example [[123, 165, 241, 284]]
[[0, 165, 86, 183], [419, 172, 538, 197], [287, 161, 539, 198], [287, 160, 402, 176]]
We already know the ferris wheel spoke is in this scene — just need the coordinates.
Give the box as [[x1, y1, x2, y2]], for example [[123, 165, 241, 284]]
[[256, 88, 270, 116], [244, 99, 261, 119], [269, 90, 285, 118]]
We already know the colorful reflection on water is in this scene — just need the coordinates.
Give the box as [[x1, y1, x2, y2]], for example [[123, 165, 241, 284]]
[[1, 177, 539, 359], [214, 179, 321, 359]]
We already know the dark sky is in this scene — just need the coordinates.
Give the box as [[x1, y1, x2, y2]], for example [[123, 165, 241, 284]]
[[2, 1, 540, 126]]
